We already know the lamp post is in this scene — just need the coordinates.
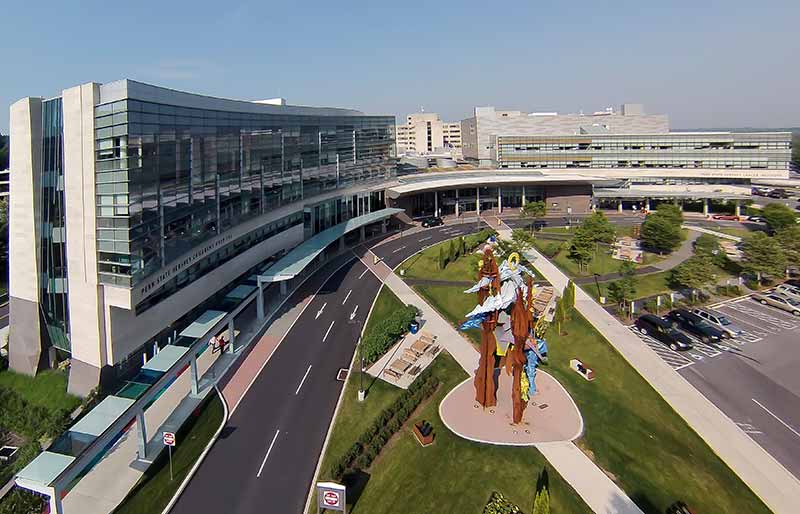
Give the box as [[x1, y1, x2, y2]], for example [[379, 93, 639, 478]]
[[593, 273, 602, 301], [349, 319, 366, 401]]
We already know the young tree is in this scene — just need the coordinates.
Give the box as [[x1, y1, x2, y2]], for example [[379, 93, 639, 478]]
[[554, 298, 567, 335], [533, 487, 550, 514], [741, 232, 787, 283], [775, 226, 800, 269], [438, 245, 446, 270], [510, 228, 536, 254], [567, 227, 594, 272], [520, 200, 547, 235], [670, 256, 715, 300], [563, 280, 576, 310], [641, 213, 682, 254], [762, 203, 798, 232], [448, 239, 457, 263], [581, 211, 616, 244], [607, 261, 637, 310]]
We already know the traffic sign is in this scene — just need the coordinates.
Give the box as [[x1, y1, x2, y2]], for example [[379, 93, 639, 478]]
[[317, 482, 346, 512], [163, 431, 176, 447]]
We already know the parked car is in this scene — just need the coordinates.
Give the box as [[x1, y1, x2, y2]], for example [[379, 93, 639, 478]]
[[746, 215, 765, 223], [421, 216, 444, 228], [768, 188, 788, 199], [691, 308, 744, 338], [666, 309, 726, 343], [752, 291, 800, 316], [634, 314, 693, 351], [751, 188, 767, 196], [775, 283, 800, 300], [711, 214, 740, 221]]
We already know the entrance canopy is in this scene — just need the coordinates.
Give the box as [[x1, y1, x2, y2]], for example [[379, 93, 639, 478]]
[[259, 207, 402, 282]]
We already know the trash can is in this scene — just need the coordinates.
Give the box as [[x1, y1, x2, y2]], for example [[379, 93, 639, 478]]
[[409, 320, 420, 334]]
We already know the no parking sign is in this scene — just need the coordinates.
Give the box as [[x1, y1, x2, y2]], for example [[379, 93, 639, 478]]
[[317, 482, 346, 512]]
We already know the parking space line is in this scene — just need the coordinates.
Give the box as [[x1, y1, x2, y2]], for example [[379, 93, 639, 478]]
[[715, 307, 781, 334], [723, 302, 799, 330]]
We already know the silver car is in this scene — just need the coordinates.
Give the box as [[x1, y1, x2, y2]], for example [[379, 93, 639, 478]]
[[775, 283, 800, 301], [691, 308, 743, 338], [753, 292, 800, 316]]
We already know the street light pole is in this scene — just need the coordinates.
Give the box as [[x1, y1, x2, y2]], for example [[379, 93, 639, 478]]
[[357, 335, 365, 402], [593, 273, 602, 300]]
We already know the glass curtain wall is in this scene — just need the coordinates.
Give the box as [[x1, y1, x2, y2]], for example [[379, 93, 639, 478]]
[[94, 100, 394, 288], [40, 98, 71, 351]]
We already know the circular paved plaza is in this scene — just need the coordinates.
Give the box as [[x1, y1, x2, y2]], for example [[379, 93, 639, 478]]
[[439, 369, 582, 445]]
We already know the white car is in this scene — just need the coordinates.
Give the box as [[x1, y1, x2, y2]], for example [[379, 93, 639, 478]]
[[775, 283, 800, 301], [691, 308, 744, 338], [753, 292, 800, 316]]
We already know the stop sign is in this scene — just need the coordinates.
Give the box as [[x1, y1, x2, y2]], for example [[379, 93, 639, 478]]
[[323, 491, 340, 507]]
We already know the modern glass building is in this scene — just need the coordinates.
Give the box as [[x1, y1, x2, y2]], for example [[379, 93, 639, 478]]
[[9, 80, 395, 394]]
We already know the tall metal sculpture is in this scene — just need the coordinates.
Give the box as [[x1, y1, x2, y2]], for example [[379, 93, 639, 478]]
[[462, 245, 547, 425]]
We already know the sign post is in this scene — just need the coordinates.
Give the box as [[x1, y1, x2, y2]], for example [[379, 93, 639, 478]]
[[316, 482, 346, 513], [163, 431, 176, 481]]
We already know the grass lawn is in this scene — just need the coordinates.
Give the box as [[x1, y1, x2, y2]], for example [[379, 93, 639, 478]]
[[0, 369, 80, 414], [413, 284, 481, 345], [363, 286, 404, 338], [586, 270, 673, 302], [112, 393, 224, 514], [532, 239, 646, 278], [317, 353, 592, 514], [399, 241, 481, 283], [714, 226, 760, 238], [542, 313, 771, 514]]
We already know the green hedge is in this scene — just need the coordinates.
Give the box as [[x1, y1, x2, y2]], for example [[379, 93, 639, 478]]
[[360, 304, 419, 365], [464, 229, 497, 253], [329, 369, 440, 481], [0, 387, 69, 439], [483, 492, 524, 514], [0, 488, 45, 514]]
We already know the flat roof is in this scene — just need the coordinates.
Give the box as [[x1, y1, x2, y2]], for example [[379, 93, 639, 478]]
[[179, 310, 228, 338], [69, 396, 135, 438], [15, 451, 76, 487], [388, 172, 603, 197], [593, 189, 751, 199], [142, 345, 190, 373], [225, 284, 257, 300], [260, 208, 403, 282]]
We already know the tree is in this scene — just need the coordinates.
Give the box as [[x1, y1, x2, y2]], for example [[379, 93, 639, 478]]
[[510, 228, 535, 254], [520, 200, 546, 235], [554, 298, 567, 335], [438, 246, 445, 270], [563, 280, 576, 310], [775, 226, 800, 269], [533, 487, 550, 514], [741, 232, 787, 283], [655, 203, 683, 225], [0, 132, 8, 171], [641, 213, 682, 254], [670, 256, 715, 300], [762, 203, 798, 233], [448, 239, 457, 263], [607, 261, 637, 310], [581, 211, 616, 244], [693, 233, 728, 267], [567, 227, 594, 272]]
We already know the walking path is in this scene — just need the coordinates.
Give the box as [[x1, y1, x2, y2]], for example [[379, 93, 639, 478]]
[[513, 232, 800, 514], [355, 241, 645, 514], [683, 224, 743, 242]]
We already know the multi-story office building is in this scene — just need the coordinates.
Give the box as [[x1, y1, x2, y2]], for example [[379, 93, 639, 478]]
[[395, 112, 462, 156], [460, 104, 791, 209], [9, 80, 395, 394]]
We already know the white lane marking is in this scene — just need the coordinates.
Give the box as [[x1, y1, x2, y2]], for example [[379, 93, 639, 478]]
[[349, 305, 359, 321], [257, 429, 281, 478], [392, 245, 407, 254], [315, 302, 327, 320], [359, 268, 369, 279], [342, 290, 352, 305], [295, 365, 312, 395], [736, 422, 763, 435], [418, 236, 432, 242], [323, 321, 335, 342], [752, 398, 800, 439]]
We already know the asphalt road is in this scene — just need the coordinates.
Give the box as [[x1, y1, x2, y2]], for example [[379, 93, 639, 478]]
[[677, 299, 800, 479], [171, 222, 479, 514]]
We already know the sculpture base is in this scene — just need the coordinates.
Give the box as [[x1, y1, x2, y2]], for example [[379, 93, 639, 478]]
[[439, 369, 582, 446]]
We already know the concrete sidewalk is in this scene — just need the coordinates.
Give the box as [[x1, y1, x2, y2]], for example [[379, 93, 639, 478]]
[[537, 443, 643, 514], [521, 242, 800, 514], [357, 244, 645, 514]]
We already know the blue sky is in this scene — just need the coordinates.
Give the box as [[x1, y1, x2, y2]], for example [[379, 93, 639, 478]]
[[2, 0, 799, 133]]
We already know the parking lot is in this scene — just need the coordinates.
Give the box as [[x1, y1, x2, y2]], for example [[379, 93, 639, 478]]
[[631, 295, 800, 479]]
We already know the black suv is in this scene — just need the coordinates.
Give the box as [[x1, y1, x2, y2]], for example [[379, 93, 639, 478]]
[[666, 309, 726, 343], [634, 314, 693, 351], [421, 216, 444, 228]]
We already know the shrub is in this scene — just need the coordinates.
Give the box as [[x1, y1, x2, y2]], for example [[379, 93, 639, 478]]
[[360, 304, 419, 364], [0, 488, 46, 514], [483, 491, 523, 514], [0, 353, 7, 371]]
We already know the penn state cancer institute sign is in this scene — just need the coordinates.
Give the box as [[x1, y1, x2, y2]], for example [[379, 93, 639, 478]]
[[316, 482, 346, 513]]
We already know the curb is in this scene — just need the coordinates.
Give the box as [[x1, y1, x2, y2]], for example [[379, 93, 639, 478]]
[[161, 385, 229, 514], [301, 282, 384, 514]]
